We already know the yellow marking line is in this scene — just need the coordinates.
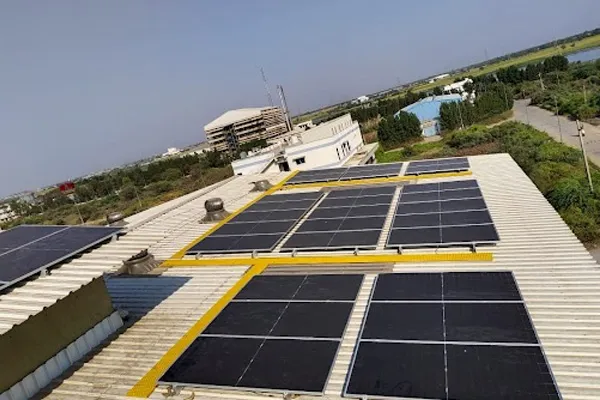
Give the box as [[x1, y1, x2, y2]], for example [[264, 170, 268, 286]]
[[281, 170, 473, 190], [126, 262, 269, 398], [169, 171, 299, 260], [162, 252, 493, 267]]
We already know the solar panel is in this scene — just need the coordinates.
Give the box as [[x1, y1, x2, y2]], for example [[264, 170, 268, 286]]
[[386, 179, 499, 249], [345, 272, 561, 400], [187, 192, 323, 255], [281, 185, 396, 251], [0, 225, 122, 291], [405, 157, 470, 175], [286, 163, 403, 185], [160, 274, 363, 394]]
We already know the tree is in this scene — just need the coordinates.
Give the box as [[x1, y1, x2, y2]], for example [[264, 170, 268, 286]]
[[377, 112, 421, 149], [543, 55, 569, 72], [433, 86, 443, 96], [440, 102, 461, 131], [119, 184, 137, 201], [161, 168, 182, 181], [201, 150, 227, 169]]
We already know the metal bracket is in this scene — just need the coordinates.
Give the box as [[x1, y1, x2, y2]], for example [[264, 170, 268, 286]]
[[470, 243, 477, 253], [251, 250, 258, 259], [353, 248, 359, 256], [40, 268, 49, 277], [292, 249, 297, 258], [397, 246, 403, 255]]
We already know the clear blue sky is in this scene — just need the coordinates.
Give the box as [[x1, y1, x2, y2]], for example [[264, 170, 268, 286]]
[[1, 0, 599, 197]]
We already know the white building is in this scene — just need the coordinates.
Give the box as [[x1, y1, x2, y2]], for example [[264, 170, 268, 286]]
[[231, 114, 364, 175], [444, 78, 473, 94], [161, 147, 181, 158], [0, 203, 17, 223], [351, 95, 369, 105]]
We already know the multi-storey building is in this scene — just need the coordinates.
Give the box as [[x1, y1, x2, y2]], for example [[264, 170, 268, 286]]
[[204, 107, 289, 152]]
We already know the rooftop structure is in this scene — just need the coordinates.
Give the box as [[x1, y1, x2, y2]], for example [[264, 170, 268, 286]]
[[204, 107, 289, 153], [231, 113, 366, 175], [2, 153, 600, 400], [396, 94, 462, 137]]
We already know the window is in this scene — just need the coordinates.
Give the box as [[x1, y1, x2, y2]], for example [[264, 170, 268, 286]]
[[336, 148, 340, 160], [294, 157, 306, 165]]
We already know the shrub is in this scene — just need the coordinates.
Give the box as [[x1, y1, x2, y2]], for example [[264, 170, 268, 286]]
[[446, 126, 494, 149], [529, 162, 580, 194], [161, 168, 183, 181], [119, 184, 137, 201], [560, 206, 600, 243], [147, 181, 174, 195], [536, 142, 581, 164], [548, 178, 589, 210]]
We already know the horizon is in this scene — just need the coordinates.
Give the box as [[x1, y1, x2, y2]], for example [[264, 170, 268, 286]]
[[1, 1, 599, 198]]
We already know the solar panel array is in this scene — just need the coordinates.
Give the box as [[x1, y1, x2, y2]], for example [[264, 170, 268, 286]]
[[281, 186, 396, 251], [405, 157, 469, 175], [160, 274, 364, 394], [0, 225, 122, 291], [285, 163, 403, 185], [386, 179, 499, 248], [345, 272, 560, 400], [186, 192, 323, 255]]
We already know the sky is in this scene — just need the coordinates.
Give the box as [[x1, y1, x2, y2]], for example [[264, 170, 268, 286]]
[[1, 0, 599, 197]]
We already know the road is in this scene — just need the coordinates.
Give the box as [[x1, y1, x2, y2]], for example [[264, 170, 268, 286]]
[[513, 99, 600, 167]]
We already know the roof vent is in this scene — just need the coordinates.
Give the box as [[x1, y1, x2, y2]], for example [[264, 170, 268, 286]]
[[122, 249, 160, 274], [252, 179, 273, 192], [106, 212, 126, 227], [201, 198, 230, 223]]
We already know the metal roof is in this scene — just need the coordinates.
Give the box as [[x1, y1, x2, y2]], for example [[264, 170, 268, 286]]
[[21, 153, 600, 400]]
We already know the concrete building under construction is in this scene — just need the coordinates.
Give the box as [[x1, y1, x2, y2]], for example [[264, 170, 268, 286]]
[[204, 106, 290, 152]]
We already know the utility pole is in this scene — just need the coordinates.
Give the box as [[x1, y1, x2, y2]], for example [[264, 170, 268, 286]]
[[456, 101, 464, 130], [502, 83, 509, 110], [554, 96, 562, 143], [525, 101, 530, 124], [576, 120, 594, 192], [583, 83, 587, 103], [538, 72, 545, 91]]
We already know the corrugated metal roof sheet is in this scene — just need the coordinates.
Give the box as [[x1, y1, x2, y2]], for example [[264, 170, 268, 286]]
[[30, 154, 600, 399]]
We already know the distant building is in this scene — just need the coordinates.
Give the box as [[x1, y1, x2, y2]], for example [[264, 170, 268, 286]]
[[428, 73, 450, 83], [204, 107, 289, 153], [162, 147, 181, 158], [444, 78, 473, 94], [231, 114, 364, 175], [395, 94, 462, 137], [351, 95, 370, 105], [0, 203, 17, 223]]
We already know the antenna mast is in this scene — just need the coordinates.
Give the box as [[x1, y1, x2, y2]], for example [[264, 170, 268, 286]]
[[261, 68, 274, 106]]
